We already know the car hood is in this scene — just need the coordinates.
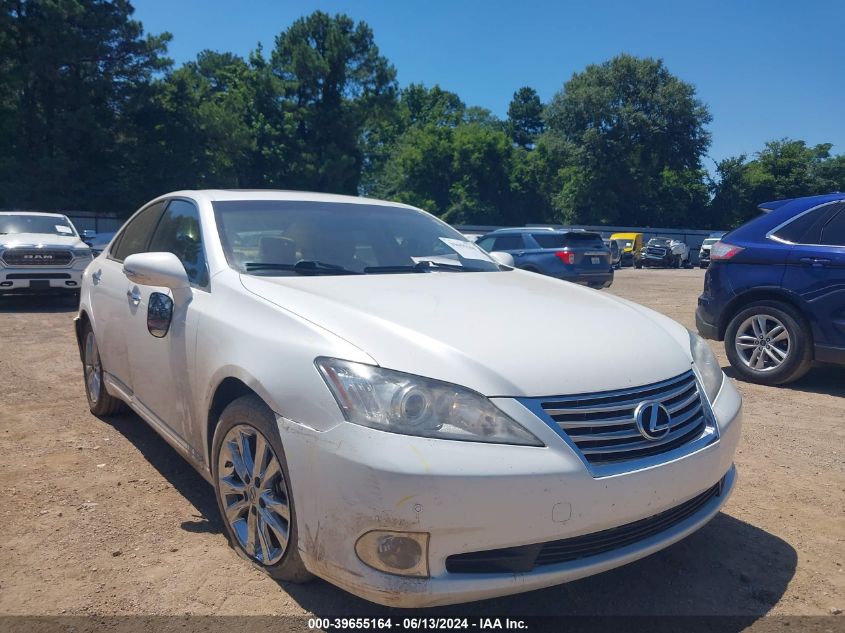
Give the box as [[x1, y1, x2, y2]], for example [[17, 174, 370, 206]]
[[0, 233, 86, 249], [240, 270, 693, 397]]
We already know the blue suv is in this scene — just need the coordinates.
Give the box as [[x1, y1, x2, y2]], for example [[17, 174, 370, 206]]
[[696, 192, 845, 385], [476, 228, 613, 288]]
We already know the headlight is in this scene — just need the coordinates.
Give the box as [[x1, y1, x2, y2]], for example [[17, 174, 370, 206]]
[[73, 247, 93, 259], [316, 358, 543, 446], [688, 329, 724, 402]]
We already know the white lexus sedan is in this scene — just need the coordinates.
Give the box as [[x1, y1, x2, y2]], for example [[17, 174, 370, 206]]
[[75, 190, 742, 607]]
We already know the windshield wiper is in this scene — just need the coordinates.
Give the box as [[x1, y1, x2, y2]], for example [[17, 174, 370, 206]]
[[244, 260, 362, 276], [364, 260, 474, 274]]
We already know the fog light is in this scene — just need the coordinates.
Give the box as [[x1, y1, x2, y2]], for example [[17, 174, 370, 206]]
[[355, 530, 429, 577]]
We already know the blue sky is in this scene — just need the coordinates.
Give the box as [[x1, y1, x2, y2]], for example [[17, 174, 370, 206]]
[[132, 0, 844, 168]]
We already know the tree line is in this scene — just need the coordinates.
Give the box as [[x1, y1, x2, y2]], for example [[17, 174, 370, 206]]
[[2, 1, 844, 228]]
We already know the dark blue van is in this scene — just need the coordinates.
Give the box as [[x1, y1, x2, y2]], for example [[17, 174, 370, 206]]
[[696, 193, 845, 385]]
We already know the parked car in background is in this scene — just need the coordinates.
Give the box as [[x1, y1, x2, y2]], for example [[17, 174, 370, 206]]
[[476, 228, 613, 288], [603, 238, 622, 268], [87, 231, 117, 256], [610, 232, 643, 267], [76, 189, 740, 607], [639, 236, 691, 269], [698, 232, 726, 268], [697, 192, 845, 385], [0, 211, 93, 297]]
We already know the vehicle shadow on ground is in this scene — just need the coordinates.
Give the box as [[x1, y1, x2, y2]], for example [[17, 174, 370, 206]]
[[723, 364, 845, 397], [104, 410, 224, 534], [0, 293, 78, 313], [103, 408, 797, 625]]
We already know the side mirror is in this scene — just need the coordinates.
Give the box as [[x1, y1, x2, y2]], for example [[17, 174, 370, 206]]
[[489, 251, 515, 267], [123, 252, 190, 289], [147, 292, 173, 338]]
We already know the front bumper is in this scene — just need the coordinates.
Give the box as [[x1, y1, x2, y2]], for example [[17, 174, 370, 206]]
[[0, 261, 88, 292], [276, 377, 742, 607], [641, 255, 673, 267]]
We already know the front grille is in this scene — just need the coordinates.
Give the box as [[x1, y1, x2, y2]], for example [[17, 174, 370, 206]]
[[646, 246, 667, 257], [2, 249, 73, 266], [539, 371, 712, 465], [445, 481, 722, 574]]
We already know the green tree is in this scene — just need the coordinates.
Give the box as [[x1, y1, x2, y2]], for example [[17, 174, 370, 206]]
[[544, 54, 712, 226], [0, 0, 171, 212], [266, 11, 397, 193], [709, 139, 845, 226], [132, 50, 255, 199], [507, 87, 544, 148]]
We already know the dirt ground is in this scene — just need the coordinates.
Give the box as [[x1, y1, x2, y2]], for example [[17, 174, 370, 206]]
[[0, 268, 843, 626]]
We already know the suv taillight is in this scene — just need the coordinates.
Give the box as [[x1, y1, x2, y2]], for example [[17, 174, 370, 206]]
[[556, 251, 575, 265], [710, 241, 744, 261]]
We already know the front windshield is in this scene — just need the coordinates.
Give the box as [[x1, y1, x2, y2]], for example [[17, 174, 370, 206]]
[[648, 238, 671, 246], [213, 200, 501, 275], [702, 238, 719, 247], [0, 214, 76, 236]]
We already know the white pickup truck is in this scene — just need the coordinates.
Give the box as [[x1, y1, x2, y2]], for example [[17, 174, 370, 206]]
[[0, 212, 94, 297]]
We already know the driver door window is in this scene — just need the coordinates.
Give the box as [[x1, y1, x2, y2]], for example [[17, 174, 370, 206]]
[[148, 199, 209, 288]]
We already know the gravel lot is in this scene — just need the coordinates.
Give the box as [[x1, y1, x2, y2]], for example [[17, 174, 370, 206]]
[[0, 268, 842, 625]]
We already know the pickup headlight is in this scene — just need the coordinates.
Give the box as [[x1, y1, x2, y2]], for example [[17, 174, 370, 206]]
[[316, 358, 543, 446], [688, 330, 724, 402]]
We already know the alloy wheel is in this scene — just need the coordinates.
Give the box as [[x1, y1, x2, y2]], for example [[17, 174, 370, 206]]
[[84, 331, 102, 403], [217, 425, 291, 565], [734, 314, 790, 372]]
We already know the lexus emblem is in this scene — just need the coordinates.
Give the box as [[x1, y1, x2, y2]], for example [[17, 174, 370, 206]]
[[634, 401, 671, 441]]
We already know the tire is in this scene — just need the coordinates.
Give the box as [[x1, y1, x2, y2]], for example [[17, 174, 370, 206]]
[[211, 394, 313, 583], [672, 256, 681, 269], [634, 261, 643, 269], [724, 301, 812, 385], [82, 323, 125, 416]]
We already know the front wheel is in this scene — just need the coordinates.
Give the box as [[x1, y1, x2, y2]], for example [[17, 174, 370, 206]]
[[724, 301, 812, 385], [212, 395, 313, 583]]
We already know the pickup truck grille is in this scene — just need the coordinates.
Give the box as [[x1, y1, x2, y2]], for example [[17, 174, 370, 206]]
[[538, 371, 714, 466], [646, 246, 668, 257], [1, 249, 73, 266]]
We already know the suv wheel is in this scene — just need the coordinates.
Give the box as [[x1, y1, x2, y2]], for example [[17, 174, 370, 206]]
[[212, 395, 313, 583], [82, 324, 125, 416], [724, 301, 812, 385]]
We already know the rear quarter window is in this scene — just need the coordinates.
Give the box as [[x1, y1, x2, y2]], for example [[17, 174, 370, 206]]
[[772, 203, 843, 244]]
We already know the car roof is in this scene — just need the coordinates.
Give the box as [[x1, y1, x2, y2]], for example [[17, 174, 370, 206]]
[[161, 189, 420, 211], [729, 192, 845, 241], [0, 211, 68, 218], [758, 192, 845, 213]]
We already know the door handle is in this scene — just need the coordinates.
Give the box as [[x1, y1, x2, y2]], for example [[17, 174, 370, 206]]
[[800, 257, 831, 267], [126, 288, 141, 305], [92, 269, 102, 284]]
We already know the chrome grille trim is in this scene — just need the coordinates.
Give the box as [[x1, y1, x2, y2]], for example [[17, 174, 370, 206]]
[[520, 370, 718, 477], [1, 248, 74, 266]]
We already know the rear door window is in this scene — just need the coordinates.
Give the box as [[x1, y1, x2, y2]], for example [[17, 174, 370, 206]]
[[820, 208, 845, 246], [111, 201, 167, 261]]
